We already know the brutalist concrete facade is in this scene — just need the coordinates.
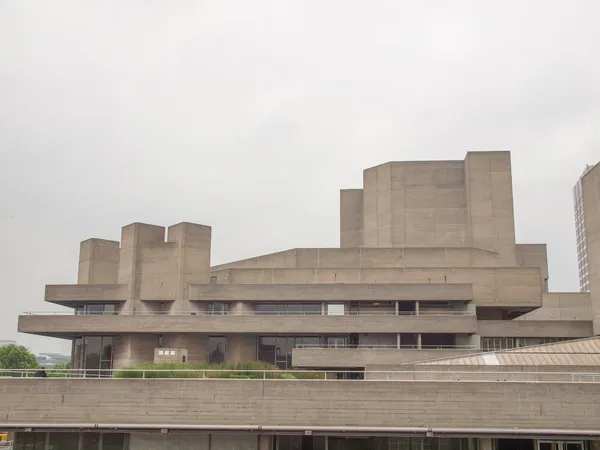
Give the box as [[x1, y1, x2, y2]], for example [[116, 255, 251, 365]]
[[17, 152, 599, 370]]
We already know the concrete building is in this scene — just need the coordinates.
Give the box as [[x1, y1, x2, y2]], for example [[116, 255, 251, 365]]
[[4, 152, 600, 450], [574, 164, 595, 292]]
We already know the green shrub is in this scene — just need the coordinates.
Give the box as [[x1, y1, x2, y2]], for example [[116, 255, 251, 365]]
[[113, 361, 326, 379]]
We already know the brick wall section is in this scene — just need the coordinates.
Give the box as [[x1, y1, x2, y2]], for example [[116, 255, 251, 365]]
[[1, 379, 600, 431]]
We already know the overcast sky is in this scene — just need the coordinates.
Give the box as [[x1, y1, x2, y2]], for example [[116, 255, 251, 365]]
[[1, 1, 599, 355]]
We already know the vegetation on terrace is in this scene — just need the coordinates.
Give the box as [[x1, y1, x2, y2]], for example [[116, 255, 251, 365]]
[[114, 361, 327, 379]]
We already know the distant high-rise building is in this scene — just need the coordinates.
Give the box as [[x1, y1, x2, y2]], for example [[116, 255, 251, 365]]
[[574, 165, 594, 292]]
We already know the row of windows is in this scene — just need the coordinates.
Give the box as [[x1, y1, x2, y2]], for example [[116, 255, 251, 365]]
[[481, 337, 570, 352], [14, 432, 126, 450]]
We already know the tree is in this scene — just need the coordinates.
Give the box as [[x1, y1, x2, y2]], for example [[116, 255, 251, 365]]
[[0, 344, 38, 371]]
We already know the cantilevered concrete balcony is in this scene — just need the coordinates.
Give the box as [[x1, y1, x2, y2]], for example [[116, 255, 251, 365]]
[[45, 284, 128, 305], [292, 347, 479, 368], [188, 283, 473, 302], [1, 377, 599, 434], [477, 320, 593, 338], [18, 311, 477, 337]]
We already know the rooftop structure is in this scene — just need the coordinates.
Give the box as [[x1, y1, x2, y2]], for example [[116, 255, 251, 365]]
[[4, 152, 600, 450]]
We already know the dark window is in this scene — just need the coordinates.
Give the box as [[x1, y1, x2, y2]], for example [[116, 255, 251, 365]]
[[102, 433, 127, 450], [14, 432, 46, 450], [82, 433, 101, 450], [255, 303, 321, 315], [209, 276, 218, 284], [208, 336, 226, 364], [75, 304, 117, 315], [258, 336, 321, 368], [48, 432, 79, 450], [73, 336, 114, 377], [208, 302, 229, 315]]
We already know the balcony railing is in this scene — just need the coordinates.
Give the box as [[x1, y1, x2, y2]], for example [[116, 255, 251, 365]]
[[1, 368, 599, 383], [294, 344, 479, 349], [22, 310, 475, 317]]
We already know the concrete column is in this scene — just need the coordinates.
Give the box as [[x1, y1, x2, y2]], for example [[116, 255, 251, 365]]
[[78, 239, 120, 284], [340, 189, 364, 248], [417, 333, 422, 349], [229, 302, 253, 315], [321, 302, 326, 315], [415, 301, 419, 316], [589, 441, 600, 450], [227, 335, 257, 363], [259, 435, 273, 450], [396, 334, 401, 349], [477, 438, 493, 450], [395, 301, 399, 315]]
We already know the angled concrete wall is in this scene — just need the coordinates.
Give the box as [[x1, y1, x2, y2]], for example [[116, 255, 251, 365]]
[[78, 239, 120, 284]]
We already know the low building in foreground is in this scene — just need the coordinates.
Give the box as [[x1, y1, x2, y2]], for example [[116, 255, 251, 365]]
[[3, 152, 600, 450]]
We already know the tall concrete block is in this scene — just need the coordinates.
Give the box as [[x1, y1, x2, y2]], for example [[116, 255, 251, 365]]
[[516, 244, 549, 292], [340, 189, 364, 247], [168, 222, 212, 312], [582, 163, 600, 334], [118, 223, 166, 313], [362, 161, 468, 248], [465, 152, 516, 265], [77, 239, 120, 284]]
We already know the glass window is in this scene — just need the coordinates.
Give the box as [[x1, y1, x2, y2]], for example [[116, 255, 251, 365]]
[[75, 304, 117, 315], [208, 303, 228, 315], [14, 432, 46, 450], [208, 336, 226, 364], [48, 432, 79, 450], [102, 433, 127, 450], [82, 433, 101, 450]]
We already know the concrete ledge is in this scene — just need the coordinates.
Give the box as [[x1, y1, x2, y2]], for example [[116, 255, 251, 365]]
[[45, 284, 129, 305], [478, 320, 593, 338], [292, 348, 479, 368], [189, 283, 473, 302], [18, 314, 477, 336], [1, 379, 599, 432]]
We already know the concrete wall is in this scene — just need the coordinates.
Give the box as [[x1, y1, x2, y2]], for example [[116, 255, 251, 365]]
[[217, 267, 542, 308], [113, 334, 158, 368], [2, 378, 600, 431], [516, 244, 549, 292], [516, 293, 592, 321], [362, 161, 469, 248], [583, 163, 600, 334], [189, 283, 473, 302], [340, 189, 364, 248], [292, 348, 479, 368], [18, 313, 478, 335], [464, 152, 516, 266], [78, 239, 120, 284], [211, 247, 501, 273], [478, 320, 593, 338], [227, 335, 257, 362]]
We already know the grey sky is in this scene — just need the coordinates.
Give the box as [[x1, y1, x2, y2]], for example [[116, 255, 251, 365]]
[[1, 1, 599, 354]]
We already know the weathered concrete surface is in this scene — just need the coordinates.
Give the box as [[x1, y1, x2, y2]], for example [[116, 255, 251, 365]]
[[189, 283, 473, 302], [1, 379, 600, 432], [478, 320, 593, 338], [18, 313, 477, 336]]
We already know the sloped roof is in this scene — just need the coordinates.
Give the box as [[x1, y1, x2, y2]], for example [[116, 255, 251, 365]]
[[419, 336, 600, 366]]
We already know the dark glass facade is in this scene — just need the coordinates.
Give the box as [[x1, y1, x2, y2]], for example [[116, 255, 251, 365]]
[[208, 336, 226, 364], [258, 336, 322, 368], [74, 304, 116, 315], [255, 303, 321, 315], [71, 336, 114, 377]]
